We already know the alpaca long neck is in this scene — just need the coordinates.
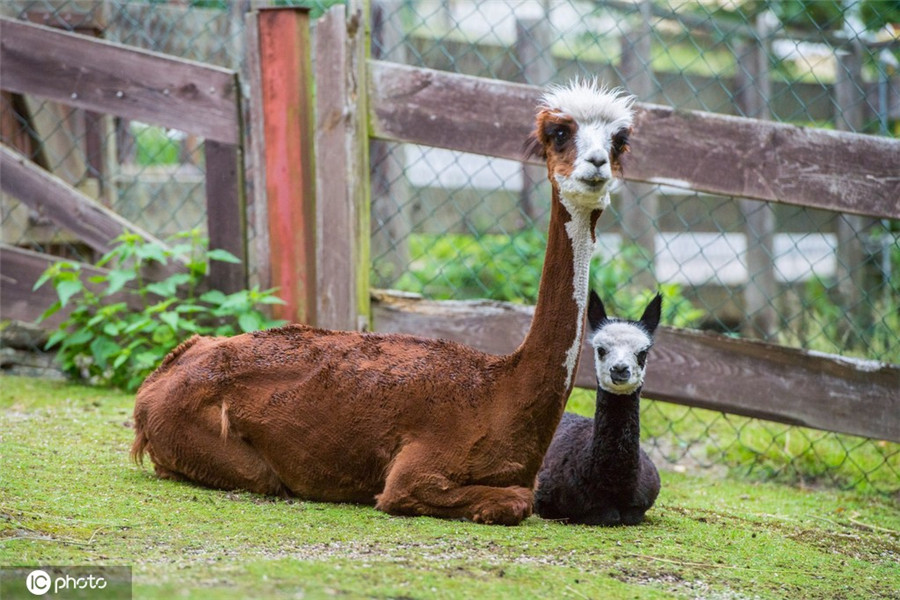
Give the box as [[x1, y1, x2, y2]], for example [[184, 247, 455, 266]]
[[517, 186, 598, 399], [591, 387, 642, 483]]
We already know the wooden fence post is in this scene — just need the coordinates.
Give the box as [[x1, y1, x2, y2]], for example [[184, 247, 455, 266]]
[[314, 2, 370, 331], [205, 135, 247, 294], [735, 11, 777, 340], [253, 7, 316, 324], [245, 8, 269, 294]]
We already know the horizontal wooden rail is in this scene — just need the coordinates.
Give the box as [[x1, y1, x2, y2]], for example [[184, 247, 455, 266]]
[[368, 61, 900, 220], [0, 17, 240, 144], [371, 291, 900, 443], [0, 144, 173, 258], [0, 243, 144, 328]]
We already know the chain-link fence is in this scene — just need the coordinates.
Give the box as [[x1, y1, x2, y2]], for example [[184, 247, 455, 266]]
[[370, 0, 900, 495], [1, 0, 897, 495]]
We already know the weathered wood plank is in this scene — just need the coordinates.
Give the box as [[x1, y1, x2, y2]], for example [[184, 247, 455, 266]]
[[1, 243, 68, 327], [629, 105, 900, 220], [371, 291, 900, 443], [346, 0, 371, 332], [204, 139, 246, 294], [256, 7, 316, 324], [314, 5, 356, 331], [0, 17, 239, 144], [368, 61, 900, 220], [243, 10, 271, 294], [0, 243, 140, 328], [0, 143, 171, 260], [369, 61, 537, 163]]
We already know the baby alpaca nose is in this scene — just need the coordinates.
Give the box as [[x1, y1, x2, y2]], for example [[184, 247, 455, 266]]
[[609, 364, 630, 383]]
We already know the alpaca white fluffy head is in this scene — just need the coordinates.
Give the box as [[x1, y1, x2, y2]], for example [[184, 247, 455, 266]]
[[587, 290, 661, 395], [539, 79, 635, 133], [525, 79, 636, 213]]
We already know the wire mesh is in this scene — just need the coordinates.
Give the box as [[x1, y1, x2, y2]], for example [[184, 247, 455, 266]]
[[1, 0, 897, 495], [367, 0, 900, 496]]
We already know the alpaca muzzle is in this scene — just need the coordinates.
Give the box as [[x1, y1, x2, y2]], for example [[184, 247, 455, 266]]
[[609, 364, 631, 384]]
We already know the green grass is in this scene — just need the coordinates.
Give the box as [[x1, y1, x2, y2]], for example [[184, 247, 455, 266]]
[[2, 375, 899, 599]]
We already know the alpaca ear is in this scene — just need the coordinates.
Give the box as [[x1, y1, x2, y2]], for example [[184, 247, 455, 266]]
[[587, 289, 607, 332], [640, 292, 663, 336]]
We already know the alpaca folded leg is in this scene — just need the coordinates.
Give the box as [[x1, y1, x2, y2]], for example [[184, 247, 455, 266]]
[[620, 506, 648, 525], [578, 506, 621, 526], [375, 446, 533, 525], [141, 404, 287, 497], [377, 476, 533, 525]]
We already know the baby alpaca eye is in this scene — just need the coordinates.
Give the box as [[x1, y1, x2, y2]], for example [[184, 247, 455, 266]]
[[636, 350, 648, 367], [596, 347, 607, 360]]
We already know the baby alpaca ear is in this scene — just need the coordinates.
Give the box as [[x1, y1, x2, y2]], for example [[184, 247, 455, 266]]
[[587, 289, 607, 332], [640, 292, 663, 336]]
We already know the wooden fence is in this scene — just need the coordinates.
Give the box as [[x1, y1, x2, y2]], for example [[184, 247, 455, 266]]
[[0, 16, 247, 325], [1, 8, 898, 446], [312, 5, 900, 444]]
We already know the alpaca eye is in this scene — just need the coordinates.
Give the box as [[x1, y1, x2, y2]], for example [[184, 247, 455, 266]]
[[596, 347, 607, 360], [552, 127, 570, 149], [611, 131, 629, 156], [636, 350, 648, 367]]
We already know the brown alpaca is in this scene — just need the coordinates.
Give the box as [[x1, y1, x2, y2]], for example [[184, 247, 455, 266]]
[[132, 79, 635, 525]]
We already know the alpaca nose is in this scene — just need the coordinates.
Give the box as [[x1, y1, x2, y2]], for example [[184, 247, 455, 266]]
[[585, 154, 608, 169], [609, 364, 630, 383]]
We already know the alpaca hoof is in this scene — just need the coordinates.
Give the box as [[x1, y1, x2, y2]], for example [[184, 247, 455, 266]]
[[471, 487, 533, 525]]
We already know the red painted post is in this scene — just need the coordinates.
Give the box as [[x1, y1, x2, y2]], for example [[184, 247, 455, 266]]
[[255, 7, 316, 324]]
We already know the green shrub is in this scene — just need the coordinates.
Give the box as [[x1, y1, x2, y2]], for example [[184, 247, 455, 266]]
[[392, 231, 705, 328], [133, 124, 180, 166], [35, 229, 286, 392], [777, 275, 900, 364], [393, 230, 544, 303]]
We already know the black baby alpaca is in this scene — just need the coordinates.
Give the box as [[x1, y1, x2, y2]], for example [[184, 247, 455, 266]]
[[535, 290, 662, 525]]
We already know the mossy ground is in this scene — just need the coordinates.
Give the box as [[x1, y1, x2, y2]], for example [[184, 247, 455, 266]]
[[1, 375, 898, 599]]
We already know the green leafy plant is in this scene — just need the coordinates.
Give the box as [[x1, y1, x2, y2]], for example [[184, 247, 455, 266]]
[[393, 230, 544, 303], [133, 123, 180, 166], [35, 229, 286, 392], [391, 232, 705, 329]]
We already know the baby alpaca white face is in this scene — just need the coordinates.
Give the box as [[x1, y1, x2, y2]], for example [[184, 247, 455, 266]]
[[591, 323, 653, 395], [586, 290, 661, 396]]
